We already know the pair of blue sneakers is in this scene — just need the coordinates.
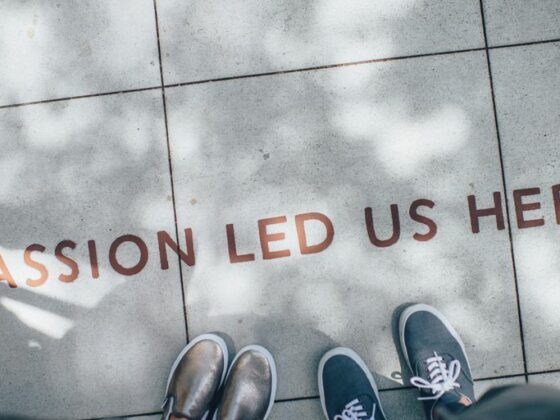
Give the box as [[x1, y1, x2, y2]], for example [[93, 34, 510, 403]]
[[319, 304, 475, 420]]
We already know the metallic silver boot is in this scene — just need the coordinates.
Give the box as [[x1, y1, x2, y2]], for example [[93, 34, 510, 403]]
[[213, 345, 277, 420], [162, 334, 230, 420]]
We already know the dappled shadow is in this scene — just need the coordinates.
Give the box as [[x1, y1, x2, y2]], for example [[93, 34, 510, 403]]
[[0, 89, 187, 418], [0, 0, 160, 106], [0, 1, 534, 419], [168, 25, 523, 401]]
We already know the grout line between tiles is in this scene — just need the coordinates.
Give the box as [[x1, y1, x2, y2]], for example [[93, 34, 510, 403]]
[[0, 85, 161, 109], [488, 37, 560, 50], [84, 411, 162, 420], [153, 0, 190, 343], [91, 369, 560, 418], [479, 0, 528, 384], [273, 369, 560, 404], [1, 38, 559, 111], [163, 46, 486, 89]]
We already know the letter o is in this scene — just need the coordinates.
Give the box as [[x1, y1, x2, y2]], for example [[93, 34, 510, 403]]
[[109, 234, 149, 276]]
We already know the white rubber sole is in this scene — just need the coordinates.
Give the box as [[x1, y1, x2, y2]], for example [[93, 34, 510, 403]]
[[318, 347, 387, 420], [213, 345, 278, 420], [399, 303, 472, 372], [164, 333, 230, 419]]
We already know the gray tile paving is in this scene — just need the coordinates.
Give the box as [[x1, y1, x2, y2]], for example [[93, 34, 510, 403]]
[[1, 1, 559, 418], [483, 0, 560, 46], [157, 0, 484, 84], [379, 389, 425, 420], [269, 398, 324, 420], [0, 91, 186, 419], [0, 0, 160, 106], [490, 42, 560, 373], [475, 376, 526, 398], [529, 372, 560, 387], [269, 391, 426, 420], [167, 50, 524, 400], [269, 377, 526, 419]]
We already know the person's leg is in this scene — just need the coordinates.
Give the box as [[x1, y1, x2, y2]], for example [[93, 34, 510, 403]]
[[435, 384, 560, 420], [318, 347, 388, 420], [398, 304, 475, 420]]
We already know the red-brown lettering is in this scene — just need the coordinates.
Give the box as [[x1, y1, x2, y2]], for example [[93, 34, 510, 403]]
[[0, 254, 17, 288], [25, 244, 48, 287], [158, 229, 195, 269], [258, 216, 291, 259], [552, 184, 560, 225], [55, 240, 79, 283], [410, 199, 437, 241], [295, 212, 334, 254], [365, 205, 400, 247], [109, 234, 148, 276], [513, 188, 544, 229], [226, 224, 255, 263], [467, 192, 505, 233], [88, 240, 100, 279]]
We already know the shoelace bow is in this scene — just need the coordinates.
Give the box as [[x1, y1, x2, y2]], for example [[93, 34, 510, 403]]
[[410, 351, 461, 401], [334, 398, 376, 420]]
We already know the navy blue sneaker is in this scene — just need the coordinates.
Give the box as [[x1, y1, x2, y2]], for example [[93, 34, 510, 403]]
[[319, 347, 387, 420], [399, 304, 475, 420]]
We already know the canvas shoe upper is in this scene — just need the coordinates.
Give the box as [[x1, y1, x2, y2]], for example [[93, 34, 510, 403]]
[[399, 304, 475, 420], [319, 347, 387, 420]]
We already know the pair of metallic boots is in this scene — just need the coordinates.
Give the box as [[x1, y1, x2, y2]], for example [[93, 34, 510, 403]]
[[161, 335, 277, 420]]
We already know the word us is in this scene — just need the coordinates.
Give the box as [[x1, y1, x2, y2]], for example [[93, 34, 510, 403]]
[[1, 185, 559, 289]]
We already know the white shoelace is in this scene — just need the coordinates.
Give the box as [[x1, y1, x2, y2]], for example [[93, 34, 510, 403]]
[[334, 399, 375, 420], [410, 352, 461, 401]]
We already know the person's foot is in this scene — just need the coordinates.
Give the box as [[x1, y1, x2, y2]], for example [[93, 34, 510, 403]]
[[162, 334, 230, 420], [319, 347, 387, 420], [399, 304, 475, 420], [213, 345, 277, 420]]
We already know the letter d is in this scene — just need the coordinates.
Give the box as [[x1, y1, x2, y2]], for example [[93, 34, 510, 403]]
[[295, 212, 334, 255]]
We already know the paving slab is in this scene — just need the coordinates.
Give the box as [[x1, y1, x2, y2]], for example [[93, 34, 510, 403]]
[[489, 42, 560, 373], [475, 376, 526, 398], [269, 391, 425, 420], [157, 0, 484, 84], [269, 398, 325, 420], [269, 377, 525, 419], [0, 91, 186, 419], [483, 0, 560, 46], [0, 0, 160, 106], [529, 372, 560, 387], [166, 50, 524, 400]]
